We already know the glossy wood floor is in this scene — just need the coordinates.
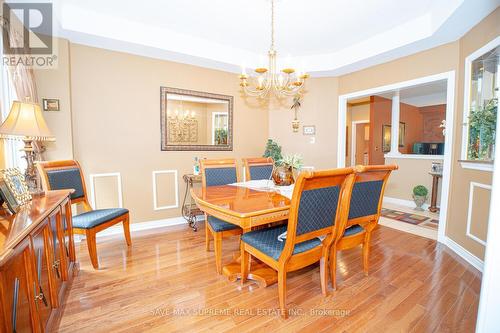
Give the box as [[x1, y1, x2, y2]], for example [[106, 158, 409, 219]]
[[55, 223, 481, 333]]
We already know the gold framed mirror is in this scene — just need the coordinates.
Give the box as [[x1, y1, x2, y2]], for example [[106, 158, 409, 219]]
[[160, 87, 233, 151]]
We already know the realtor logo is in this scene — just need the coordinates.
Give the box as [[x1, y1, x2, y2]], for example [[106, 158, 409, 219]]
[[2, 2, 57, 68]]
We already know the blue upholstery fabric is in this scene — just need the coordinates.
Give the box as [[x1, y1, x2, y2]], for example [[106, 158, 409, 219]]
[[296, 186, 340, 235], [348, 180, 384, 220], [344, 224, 365, 236], [205, 167, 237, 186], [46, 168, 85, 200], [72, 208, 128, 229], [241, 225, 322, 260], [249, 165, 274, 180], [207, 216, 239, 232]]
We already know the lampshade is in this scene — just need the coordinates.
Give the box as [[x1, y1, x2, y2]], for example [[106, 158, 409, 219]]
[[0, 101, 55, 141]]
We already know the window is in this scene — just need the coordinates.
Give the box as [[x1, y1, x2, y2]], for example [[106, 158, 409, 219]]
[[0, 44, 25, 169], [211, 112, 228, 145], [462, 37, 499, 166]]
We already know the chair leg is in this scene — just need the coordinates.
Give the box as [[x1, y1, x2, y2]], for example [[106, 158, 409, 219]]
[[363, 232, 371, 276], [214, 232, 223, 274], [85, 229, 99, 269], [240, 243, 249, 284], [330, 245, 337, 290], [123, 215, 132, 246], [320, 256, 328, 296], [205, 219, 211, 252], [278, 268, 288, 319]]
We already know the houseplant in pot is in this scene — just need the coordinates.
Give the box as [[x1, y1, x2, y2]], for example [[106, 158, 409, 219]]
[[273, 154, 303, 186], [263, 139, 283, 163], [412, 185, 428, 211]]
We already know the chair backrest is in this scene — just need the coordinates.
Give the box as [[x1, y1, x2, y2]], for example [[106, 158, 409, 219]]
[[242, 157, 274, 181], [36, 160, 91, 208], [339, 164, 398, 235], [200, 158, 239, 187], [280, 168, 356, 262]]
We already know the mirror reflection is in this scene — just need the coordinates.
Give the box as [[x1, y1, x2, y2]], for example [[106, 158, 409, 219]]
[[161, 87, 233, 151]]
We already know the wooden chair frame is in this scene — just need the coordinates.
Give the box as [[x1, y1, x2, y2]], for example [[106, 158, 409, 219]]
[[242, 157, 274, 181], [36, 160, 131, 269], [241, 167, 356, 318], [329, 164, 398, 290], [200, 158, 243, 274]]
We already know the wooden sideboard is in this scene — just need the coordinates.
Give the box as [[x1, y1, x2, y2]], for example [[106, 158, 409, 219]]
[[0, 190, 78, 332]]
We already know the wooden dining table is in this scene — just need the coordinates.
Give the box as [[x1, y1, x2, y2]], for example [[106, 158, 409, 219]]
[[191, 184, 291, 287]]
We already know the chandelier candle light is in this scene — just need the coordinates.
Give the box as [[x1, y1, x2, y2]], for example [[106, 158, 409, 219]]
[[239, 0, 309, 98]]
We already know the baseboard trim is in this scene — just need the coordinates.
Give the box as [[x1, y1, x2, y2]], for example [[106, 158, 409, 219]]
[[444, 236, 484, 272], [383, 196, 434, 210], [74, 215, 204, 242]]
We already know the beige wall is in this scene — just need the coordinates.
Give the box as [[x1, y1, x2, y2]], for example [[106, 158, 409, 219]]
[[41, 43, 268, 223], [34, 39, 74, 161], [268, 77, 339, 169], [446, 8, 499, 259]]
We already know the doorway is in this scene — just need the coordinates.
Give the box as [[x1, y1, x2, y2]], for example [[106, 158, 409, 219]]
[[337, 72, 456, 243]]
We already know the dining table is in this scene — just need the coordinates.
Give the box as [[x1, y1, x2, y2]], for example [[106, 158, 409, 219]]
[[191, 182, 292, 287]]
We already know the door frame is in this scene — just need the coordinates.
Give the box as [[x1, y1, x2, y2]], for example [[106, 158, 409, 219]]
[[337, 71, 455, 243], [351, 120, 370, 166]]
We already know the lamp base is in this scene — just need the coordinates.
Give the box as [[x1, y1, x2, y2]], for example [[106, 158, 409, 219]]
[[21, 139, 40, 193]]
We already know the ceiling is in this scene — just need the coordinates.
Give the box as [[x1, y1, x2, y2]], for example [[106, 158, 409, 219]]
[[375, 80, 448, 107], [38, 0, 500, 76]]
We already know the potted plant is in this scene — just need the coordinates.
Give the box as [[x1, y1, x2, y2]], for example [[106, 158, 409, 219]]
[[263, 139, 283, 164], [412, 185, 428, 211], [272, 154, 303, 186], [468, 98, 497, 160]]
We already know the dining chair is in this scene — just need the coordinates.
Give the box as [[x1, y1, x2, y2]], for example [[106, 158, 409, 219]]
[[37, 160, 131, 269], [242, 157, 274, 181], [329, 164, 398, 290], [240, 168, 356, 318], [200, 158, 243, 274]]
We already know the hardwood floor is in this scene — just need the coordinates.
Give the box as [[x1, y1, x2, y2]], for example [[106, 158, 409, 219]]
[[55, 223, 481, 333]]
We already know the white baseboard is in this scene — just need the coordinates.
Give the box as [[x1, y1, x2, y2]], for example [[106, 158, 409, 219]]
[[444, 236, 484, 272], [74, 215, 204, 242], [383, 196, 433, 210]]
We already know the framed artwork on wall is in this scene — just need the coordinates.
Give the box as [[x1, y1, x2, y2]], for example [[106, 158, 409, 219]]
[[382, 122, 406, 153], [42, 98, 60, 111], [2, 168, 32, 206]]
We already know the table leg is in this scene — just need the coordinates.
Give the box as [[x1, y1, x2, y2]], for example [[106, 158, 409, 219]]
[[221, 227, 278, 287]]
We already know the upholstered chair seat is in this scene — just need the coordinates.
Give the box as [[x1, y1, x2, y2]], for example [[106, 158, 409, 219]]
[[343, 224, 365, 236], [241, 225, 322, 260], [207, 216, 240, 232], [201, 158, 243, 274], [37, 160, 132, 269], [72, 208, 129, 229]]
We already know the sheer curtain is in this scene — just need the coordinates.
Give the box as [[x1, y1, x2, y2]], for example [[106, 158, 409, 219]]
[[0, 17, 26, 169]]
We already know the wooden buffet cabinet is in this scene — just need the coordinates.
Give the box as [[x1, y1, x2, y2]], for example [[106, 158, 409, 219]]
[[0, 190, 78, 332]]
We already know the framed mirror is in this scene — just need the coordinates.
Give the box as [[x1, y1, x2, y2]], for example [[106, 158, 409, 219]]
[[161, 87, 233, 151]]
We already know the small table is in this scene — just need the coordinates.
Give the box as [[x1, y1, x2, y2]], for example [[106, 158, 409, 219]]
[[429, 172, 442, 213], [191, 185, 290, 287], [182, 174, 203, 231]]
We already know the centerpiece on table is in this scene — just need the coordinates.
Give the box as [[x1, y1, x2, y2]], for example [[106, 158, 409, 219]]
[[272, 154, 303, 186]]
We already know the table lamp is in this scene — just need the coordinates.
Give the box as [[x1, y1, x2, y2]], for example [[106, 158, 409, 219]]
[[0, 100, 55, 192]]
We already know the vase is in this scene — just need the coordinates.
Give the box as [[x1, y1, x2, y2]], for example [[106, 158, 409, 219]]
[[272, 166, 294, 186], [412, 195, 427, 211], [292, 119, 300, 133]]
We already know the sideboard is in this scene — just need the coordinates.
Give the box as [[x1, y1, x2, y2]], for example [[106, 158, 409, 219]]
[[0, 190, 78, 332]]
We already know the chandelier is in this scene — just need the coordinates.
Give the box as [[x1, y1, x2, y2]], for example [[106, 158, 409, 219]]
[[239, 0, 309, 98]]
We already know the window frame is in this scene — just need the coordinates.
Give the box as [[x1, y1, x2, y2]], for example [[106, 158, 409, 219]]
[[460, 36, 500, 172]]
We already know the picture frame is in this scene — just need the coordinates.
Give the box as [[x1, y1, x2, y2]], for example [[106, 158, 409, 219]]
[[0, 179, 20, 214], [382, 122, 406, 153], [42, 98, 60, 111], [2, 168, 32, 206]]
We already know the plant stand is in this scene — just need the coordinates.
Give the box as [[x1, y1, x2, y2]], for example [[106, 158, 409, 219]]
[[429, 172, 442, 213]]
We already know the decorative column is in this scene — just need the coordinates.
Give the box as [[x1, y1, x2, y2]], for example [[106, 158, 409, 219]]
[[390, 91, 401, 155]]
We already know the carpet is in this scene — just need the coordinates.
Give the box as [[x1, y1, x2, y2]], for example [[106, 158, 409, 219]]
[[381, 208, 439, 230]]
